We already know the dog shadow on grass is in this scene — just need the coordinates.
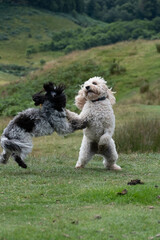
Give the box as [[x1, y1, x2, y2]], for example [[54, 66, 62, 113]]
[[0, 164, 123, 178]]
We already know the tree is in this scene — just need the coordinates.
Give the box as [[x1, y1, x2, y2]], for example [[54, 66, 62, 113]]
[[138, 0, 158, 19]]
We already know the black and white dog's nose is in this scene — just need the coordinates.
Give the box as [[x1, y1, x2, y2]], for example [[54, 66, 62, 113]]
[[86, 86, 90, 90]]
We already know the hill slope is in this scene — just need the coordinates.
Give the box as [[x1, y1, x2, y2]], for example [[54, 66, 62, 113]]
[[0, 5, 79, 67], [0, 39, 160, 116]]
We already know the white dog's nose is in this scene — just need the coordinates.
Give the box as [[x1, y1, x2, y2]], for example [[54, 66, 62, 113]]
[[86, 86, 90, 90]]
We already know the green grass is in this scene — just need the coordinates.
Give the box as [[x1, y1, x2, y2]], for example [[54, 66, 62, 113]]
[[0, 103, 160, 240], [0, 132, 160, 240], [0, 6, 160, 239]]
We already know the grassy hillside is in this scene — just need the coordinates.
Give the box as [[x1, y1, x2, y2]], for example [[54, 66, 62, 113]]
[[0, 5, 79, 69], [0, 4, 104, 86], [0, 39, 160, 115]]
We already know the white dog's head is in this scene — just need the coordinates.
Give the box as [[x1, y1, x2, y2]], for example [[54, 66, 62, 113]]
[[75, 76, 116, 110]]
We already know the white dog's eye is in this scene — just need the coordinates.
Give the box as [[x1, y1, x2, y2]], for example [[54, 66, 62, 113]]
[[92, 82, 97, 85]]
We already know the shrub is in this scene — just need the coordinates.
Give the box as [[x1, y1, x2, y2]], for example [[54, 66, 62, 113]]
[[26, 45, 37, 57], [40, 59, 46, 65], [140, 81, 150, 93], [0, 34, 9, 41], [28, 33, 32, 38], [39, 42, 50, 52], [155, 43, 160, 53], [108, 59, 126, 75], [115, 117, 160, 153], [0, 63, 36, 77]]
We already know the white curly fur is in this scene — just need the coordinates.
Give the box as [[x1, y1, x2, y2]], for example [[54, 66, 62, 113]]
[[67, 76, 121, 170]]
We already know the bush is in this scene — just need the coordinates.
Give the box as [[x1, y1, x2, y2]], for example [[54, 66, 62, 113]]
[[155, 43, 160, 53], [0, 33, 9, 41], [140, 81, 150, 93], [40, 59, 46, 65], [115, 117, 160, 153], [26, 45, 37, 57], [108, 59, 126, 75], [0, 63, 36, 76], [28, 33, 32, 38]]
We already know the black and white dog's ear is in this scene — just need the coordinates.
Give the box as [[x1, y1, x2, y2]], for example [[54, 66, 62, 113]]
[[43, 82, 55, 93], [32, 92, 45, 106], [43, 81, 65, 95], [55, 84, 65, 94]]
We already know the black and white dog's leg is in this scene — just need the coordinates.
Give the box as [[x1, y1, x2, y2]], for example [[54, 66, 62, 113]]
[[0, 149, 11, 164], [11, 140, 33, 169], [66, 109, 87, 131], [12, 154, 27, 169]]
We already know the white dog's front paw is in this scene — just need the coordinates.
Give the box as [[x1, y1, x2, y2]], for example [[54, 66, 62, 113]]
[[75, 162, 85, 169], [107, 164, 122, 171]]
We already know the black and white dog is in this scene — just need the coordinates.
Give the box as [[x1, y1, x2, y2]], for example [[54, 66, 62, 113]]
[[0, 82, 85, 169]]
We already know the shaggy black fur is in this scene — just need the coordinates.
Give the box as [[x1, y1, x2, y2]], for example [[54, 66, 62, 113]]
[[15, 114, 35, 132], [32, 82, 66, 111], [4, 139, 21, 152], [32, 91, 45, 106], [14, 155, 27, 168]]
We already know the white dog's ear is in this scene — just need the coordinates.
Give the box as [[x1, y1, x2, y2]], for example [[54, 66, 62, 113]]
[[107, 88, 116, 105], [75, 89, 86, 110]]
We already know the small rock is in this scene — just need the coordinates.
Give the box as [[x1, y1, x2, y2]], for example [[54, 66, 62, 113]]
[[157, 196, 160, 199], [117, 189, 128, 195], [156, 233, 160, 238], [71, 220, 79, 225], [94, 215, 102, 220], [63, 234, 70, 238], [78, 236, 83, 239], [155, 185, 158, 188], [149, 206, 154, 209], [96, 228, 104, 233], [127, 179, 144, 185]]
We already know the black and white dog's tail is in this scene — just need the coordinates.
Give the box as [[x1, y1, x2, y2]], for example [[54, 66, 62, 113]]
[[1, 135, 32, 160], [1, 136, 21, 152]]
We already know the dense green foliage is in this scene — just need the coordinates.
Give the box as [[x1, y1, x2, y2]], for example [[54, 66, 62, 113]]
[[0, 63, 36, 76], [38, 18, 160, 54], [2, 0, 160, 22], [86, 0, 160, 22], [0, 0, 85, 13]]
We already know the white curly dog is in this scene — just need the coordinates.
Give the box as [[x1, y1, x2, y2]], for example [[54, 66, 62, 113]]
[[67, 76, 121, 170]]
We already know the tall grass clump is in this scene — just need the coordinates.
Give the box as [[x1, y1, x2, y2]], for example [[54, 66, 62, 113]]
[[155, 43, 160, 53], [115, 117, 160, 153]]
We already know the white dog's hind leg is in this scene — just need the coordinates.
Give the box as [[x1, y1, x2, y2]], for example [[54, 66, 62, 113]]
[[75, 136, 95, 168], [100, 138, 121, 171]]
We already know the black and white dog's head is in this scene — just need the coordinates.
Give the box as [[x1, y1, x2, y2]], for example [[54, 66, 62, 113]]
[[32, 82, 66, 111]]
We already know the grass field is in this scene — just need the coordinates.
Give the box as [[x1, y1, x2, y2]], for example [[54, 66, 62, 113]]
[[0, 139, 160, 240], [0, 110, 160, 240], [0, 6, 160, 238]]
